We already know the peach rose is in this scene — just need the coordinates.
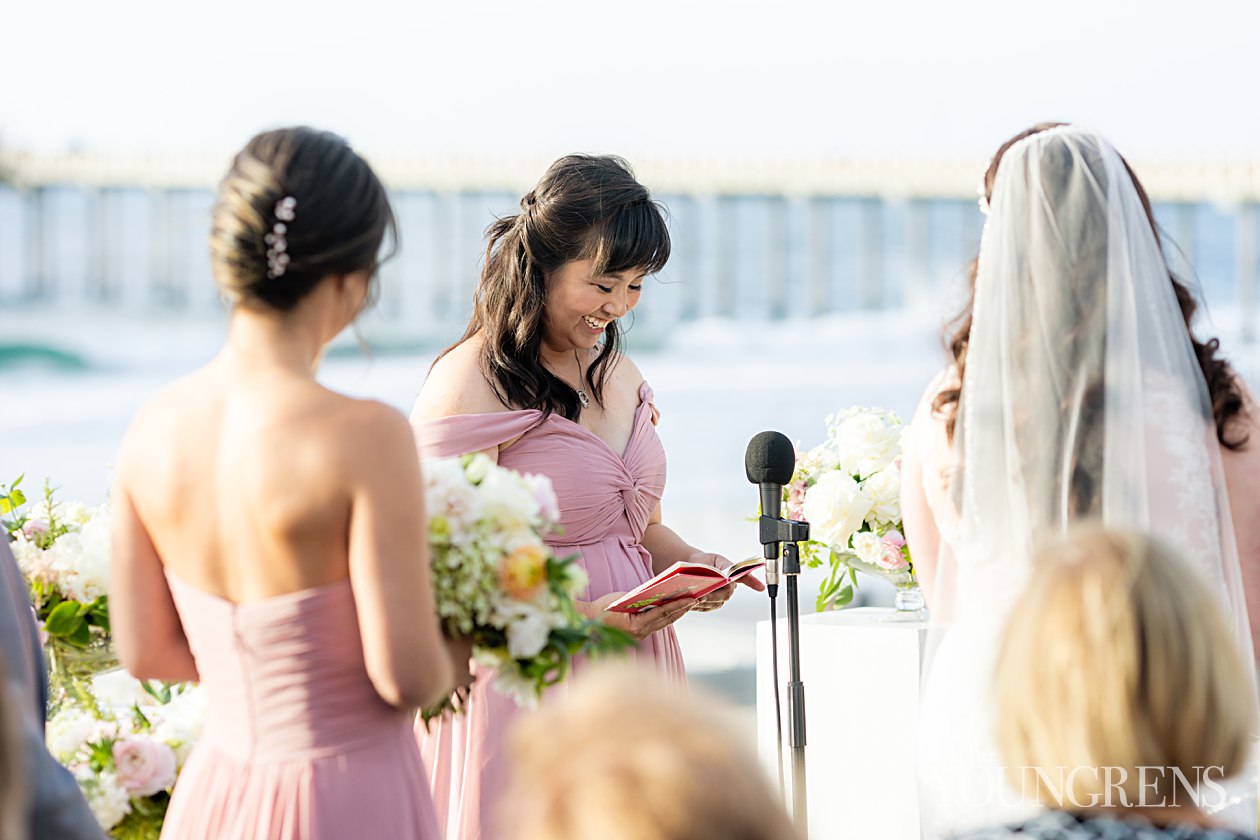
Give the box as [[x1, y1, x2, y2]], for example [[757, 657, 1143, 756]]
[[500, 544, 548, 601]]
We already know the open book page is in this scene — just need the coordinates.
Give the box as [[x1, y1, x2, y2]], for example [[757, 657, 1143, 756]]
[[606, 557, 765, 613]]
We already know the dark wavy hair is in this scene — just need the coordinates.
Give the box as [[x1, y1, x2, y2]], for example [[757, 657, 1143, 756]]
[[934, 122, 1248, 454], [210, 126, 396, 312], [438, 154, 670, 420]]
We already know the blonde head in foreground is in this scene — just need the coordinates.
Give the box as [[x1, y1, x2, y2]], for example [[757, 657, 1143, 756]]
[[995, 525, 1257, 811], [502, 666, 799, 840]]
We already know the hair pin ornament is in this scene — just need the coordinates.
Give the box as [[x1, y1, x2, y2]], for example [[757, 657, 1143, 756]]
[[265, 196, 297, 278]]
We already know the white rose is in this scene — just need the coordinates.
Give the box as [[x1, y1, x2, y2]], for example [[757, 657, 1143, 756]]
[[802, 471, 872, 551], [833, 410, 903, 479], [46, 709, 97, 762], [49, 534, 104, 605], [808, 442, 841, 473], [491, 667, 542, 709], [851, 531, 885, 567], [11, 539, 52, 584], [424, 458, 487, 532], [72, 511, 111, 601], [478, 468, 540, 525], [439, 476, 485, 529], [505, 610, 551, 659], [79, 769, 132, 829], [860, 465, 901, 528], [794, 442, 839, 482], [423, 458, 470, 503], [149, 687, 207, 765], [58, 501, 92, 528]]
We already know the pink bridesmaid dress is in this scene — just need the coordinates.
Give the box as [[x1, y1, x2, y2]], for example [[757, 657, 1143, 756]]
[[159, 573, 442, 840], [415, 381, 685, 840]]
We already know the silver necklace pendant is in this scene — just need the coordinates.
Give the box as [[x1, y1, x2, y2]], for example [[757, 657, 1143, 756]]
[[573, 349, 591, 409]]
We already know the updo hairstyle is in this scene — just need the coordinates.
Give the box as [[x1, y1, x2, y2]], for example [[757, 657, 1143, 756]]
[[210, 126, 396, 312]]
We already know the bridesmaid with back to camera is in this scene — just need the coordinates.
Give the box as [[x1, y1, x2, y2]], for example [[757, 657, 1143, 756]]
[[110, 127, 457, 839], [413, 154, 764, 840]]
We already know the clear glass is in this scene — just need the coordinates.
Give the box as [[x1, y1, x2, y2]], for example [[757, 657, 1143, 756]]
[[45, 635, 118, 715]]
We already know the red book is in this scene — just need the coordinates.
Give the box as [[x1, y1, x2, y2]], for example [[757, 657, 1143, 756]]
[[606, 557, 766, 614]]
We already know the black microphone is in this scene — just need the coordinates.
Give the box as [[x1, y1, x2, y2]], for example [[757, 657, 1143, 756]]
[[745, 431, 796, 588]]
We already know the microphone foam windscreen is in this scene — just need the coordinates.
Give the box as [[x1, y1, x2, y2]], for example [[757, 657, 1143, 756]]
[[745, 431, 796, 485]]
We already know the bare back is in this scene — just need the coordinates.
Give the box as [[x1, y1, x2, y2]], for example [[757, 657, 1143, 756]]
[[119, 359, 386, 602]]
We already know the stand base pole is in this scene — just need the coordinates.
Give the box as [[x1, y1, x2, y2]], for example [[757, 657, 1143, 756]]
[[791, 745, 808, 835], [785, 565, 807, 837]]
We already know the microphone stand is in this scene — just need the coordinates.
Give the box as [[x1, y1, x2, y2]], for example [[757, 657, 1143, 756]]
[[761, 514, 810, 836]]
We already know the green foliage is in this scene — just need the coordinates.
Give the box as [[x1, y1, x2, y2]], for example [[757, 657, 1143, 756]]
[[2, 476, 74, 549], [141, 681, 174, 705], [110, 796, 169, 840], [0, 474, 27, 533], [5, 476, 111, 647], [38, 593, 109, 648], [816, 561, 857, 612], [87, 738, 115, 774]]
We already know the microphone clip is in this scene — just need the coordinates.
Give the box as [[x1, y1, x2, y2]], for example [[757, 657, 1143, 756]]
[[759, 515, 810, 588], [758, 515, 810, 549]]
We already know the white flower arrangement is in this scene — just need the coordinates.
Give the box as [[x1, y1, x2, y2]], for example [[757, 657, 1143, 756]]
[[782, 407, 916, 611], [422, 454, 631, 720], [2, 476, 112, 649], [47, 676, 205, 835]]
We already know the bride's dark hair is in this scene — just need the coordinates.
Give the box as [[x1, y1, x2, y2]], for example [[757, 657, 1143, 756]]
[[934, 122, 1248, 453], [437, 155, 670, 420]]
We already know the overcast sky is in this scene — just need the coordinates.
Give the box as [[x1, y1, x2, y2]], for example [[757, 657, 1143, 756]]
[[3, 0, 1258, 162]]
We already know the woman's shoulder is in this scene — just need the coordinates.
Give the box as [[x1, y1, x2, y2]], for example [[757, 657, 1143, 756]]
[[600, 350, 652, 413], [908, 365, 958, 429], [414, 336, 512, 422], [606, 349, 645, 388], [117, 369, 217, 465]]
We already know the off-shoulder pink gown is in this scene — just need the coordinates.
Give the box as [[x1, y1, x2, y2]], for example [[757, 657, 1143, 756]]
[[159, 573, 442, 840], [414, 381, 686, 840]]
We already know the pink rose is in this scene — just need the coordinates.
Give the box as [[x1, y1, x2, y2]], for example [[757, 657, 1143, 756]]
[[877, 530, 909, 572], [112, 736, 177, 797], [786, 479, 809, 521], [524, 474, 561, 525], [21, 519, 48, 540]]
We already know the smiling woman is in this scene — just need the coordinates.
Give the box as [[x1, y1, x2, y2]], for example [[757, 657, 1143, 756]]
[[433, 154, 670, 422], [409, 154, 764, 840]]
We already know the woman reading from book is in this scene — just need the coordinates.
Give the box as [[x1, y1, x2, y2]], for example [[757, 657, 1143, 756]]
[[412, 154, 762, 840]]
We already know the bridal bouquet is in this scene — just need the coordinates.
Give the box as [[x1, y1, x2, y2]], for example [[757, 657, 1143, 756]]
[[47, 677, 205, 838], [783, 407, 918, 612], [422, 454, 632, 721], [3, 476, 112, 648]]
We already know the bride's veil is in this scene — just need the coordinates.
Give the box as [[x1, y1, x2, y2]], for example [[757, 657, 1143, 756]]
[[920, 125, 1257, 828]]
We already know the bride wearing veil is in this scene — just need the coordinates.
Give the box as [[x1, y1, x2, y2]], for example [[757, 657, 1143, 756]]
[[900, 124, 1260, 836]]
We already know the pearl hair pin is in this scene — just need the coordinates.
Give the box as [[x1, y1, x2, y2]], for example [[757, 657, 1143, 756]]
[[265, 196, 297, 279]]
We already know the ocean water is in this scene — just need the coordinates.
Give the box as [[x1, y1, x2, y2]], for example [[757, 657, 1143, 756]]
[[2, 184, 1258, 705], [4, 309, 1259, 704]]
